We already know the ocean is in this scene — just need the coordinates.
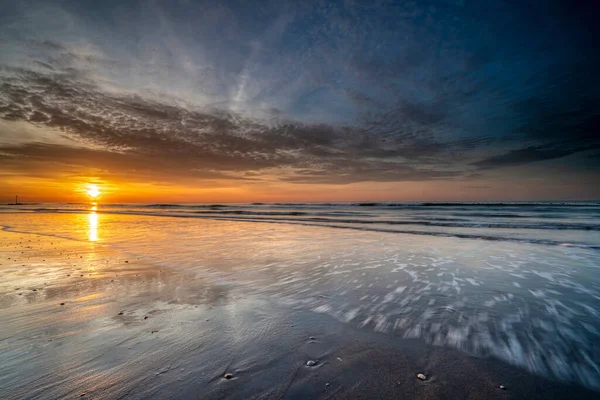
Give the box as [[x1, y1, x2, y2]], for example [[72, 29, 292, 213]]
[[3, 201, 600, 248], [1, 202, 600, 393]]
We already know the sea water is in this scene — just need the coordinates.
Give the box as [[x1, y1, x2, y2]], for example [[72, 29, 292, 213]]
[[1, 202, 599, 389]]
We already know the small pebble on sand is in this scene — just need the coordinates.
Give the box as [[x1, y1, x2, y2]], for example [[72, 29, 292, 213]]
[[117, 312, 124, 315], [224, 373, 233, 379], [417, 373, 426, 380], [500, 385, 506, 390], [306, 360, 318, 367], [60, 303, 65, 306], [309, 336, 316, 340], [144, 316, 149, 320]]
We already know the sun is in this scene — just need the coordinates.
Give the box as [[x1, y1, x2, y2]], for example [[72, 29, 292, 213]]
[[86, 184, 101, 199]]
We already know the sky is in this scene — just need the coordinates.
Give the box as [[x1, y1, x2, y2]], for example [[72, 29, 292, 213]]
[[0, 0, 599, 203]]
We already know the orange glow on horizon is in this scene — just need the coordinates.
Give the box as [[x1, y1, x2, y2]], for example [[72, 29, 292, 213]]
[[4, 172, 593, 203]]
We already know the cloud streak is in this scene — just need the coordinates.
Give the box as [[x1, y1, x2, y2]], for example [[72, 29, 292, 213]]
[[0, 0, 599, 199], [0, 64, 473, 184]]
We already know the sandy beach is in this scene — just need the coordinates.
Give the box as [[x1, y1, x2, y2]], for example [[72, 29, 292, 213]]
[[1, 210, 599, 399]]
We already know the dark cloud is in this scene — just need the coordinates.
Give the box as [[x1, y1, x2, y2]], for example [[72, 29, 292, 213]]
[[0, 0, 599, 192], [0, 65, 472, 184], [1, 59, 598, 185], [472, 143, 600, 170], [343, 89, 380, 109], [27, 40, 66, 51], [281, 163, 459, 184], [0, 143, 251, 185]]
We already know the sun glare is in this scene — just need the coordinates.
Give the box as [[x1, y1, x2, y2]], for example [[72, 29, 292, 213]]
[[86, 184, 101, 199]]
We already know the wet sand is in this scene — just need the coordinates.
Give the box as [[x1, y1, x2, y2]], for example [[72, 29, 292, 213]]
[[0, 223, 598, 399]]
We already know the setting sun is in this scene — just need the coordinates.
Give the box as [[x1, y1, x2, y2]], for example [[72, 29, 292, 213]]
[[86, 184, 101, 199]]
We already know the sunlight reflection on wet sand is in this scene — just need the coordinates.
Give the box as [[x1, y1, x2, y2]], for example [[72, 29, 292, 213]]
[[88, 212, 99, 242]]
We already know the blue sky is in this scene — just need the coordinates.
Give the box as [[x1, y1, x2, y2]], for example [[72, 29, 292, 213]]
[[0, 0, 599, 201]]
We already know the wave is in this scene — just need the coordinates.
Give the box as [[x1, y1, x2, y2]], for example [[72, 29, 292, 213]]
[[418, 202, 600, 207], [12, 206, 600, 232], [26, 207, 91, 213], [3, 202, 599, 212], [266, 202, 600, 208], [190, 210, 372, 217], [175, 211, 599, 231], [194, 210, 307, 216], [146, 203, 228, 208], [204, 216, 600, 250], [14, 208, 598, 249], [4, 201, 599, 249]]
